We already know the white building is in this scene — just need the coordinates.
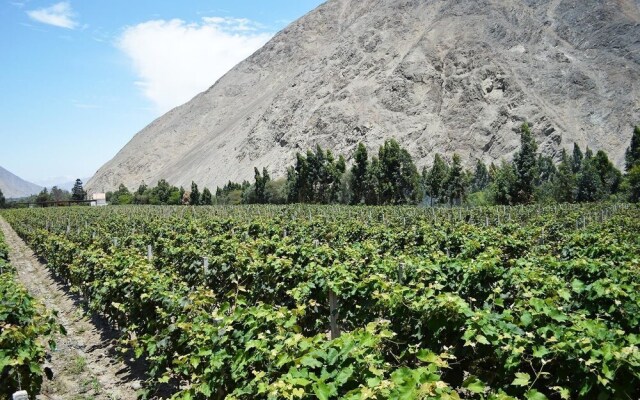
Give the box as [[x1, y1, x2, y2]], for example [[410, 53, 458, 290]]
[[91, 193, 107, 206]]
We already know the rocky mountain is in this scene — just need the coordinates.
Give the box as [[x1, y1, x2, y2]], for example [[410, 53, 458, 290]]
[[87, 0, 640, 193], [0, 166, 42, 199]]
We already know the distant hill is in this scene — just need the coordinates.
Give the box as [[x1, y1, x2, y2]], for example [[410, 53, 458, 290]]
[[0, 166, 42, 199], [88, 0, 640, 193]]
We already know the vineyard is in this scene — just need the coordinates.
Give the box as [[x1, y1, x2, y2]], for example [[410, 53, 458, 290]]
[[1, 203, 639, 399], [0, 221, 59, 397]]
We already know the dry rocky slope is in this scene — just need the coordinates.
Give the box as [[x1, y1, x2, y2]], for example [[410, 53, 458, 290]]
[[87, 0, 640, 193]]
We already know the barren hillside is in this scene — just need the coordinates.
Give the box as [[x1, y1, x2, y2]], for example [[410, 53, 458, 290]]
[[87, 0, 640, 193]]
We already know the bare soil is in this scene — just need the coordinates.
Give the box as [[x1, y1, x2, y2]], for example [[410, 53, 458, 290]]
[[0, 217, 143, 400]]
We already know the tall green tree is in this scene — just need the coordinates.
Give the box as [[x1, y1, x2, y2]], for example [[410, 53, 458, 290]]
[[71, 179, 86, 201], [308, 146, 324, 201], [365, 156, 382, 205], [471, 159, 489, 192], [426, 154, 449, 206], [285, 166, 299, 203], [201, 187, 213, 205], [320, 150, 343, 203], [446, 154, 466, 205], [552, 149, 576, 203], [625, 126, 640, 171], [512, 123, 538, 204], [377, 139, 419, 204], [285, 146, 345, 204], [190, 181, 200, 205], [576, 148, 603, 202], [254, 167, 270, 204], [593, 150, 622, 196], [350, 143, 369, 204], [293, 152, 311, 202], [537, 155, 557, 184], [627, 165, 640, 203], [0, 188, 5, 208], [491, 161, 516, 205], [571, 143, 584, 174]]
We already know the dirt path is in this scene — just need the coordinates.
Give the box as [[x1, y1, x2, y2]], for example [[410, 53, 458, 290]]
[[0, 217, 142, 400]]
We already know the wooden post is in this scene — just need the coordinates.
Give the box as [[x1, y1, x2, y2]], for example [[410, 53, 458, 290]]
[[329, 290, 340, 339]]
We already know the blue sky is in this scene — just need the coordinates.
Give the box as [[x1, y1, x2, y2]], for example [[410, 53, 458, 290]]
[[0, 0, 324, 186]]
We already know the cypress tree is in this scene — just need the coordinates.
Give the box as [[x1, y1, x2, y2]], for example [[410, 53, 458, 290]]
[[254, 167, 270, 204], [190, 181, 200, 205], [446, 154, 466, 205], [537, 155, 557, 184], [472, 159, 489, 192], [512, 123, 538, 204], [552, 149, 576, 203], [201, 187, 213, 205], [376, 139, 418, 204], [576, 148, 603, 202], [593, 150, 622, 196], [365, 156, 382, 205], [398, 147, 419, 204], [625, 126, 640, 171], [571, 143, 584, 174], [350, 143, 369, 204], [285, 166, 298, 203], [326, 153, 345, 204], [628, 165, 640, 203], [491, 161, 516, 205], [294, 153, 311, 203], [378, 140, 402, 204], [426, 154, 449, 206]]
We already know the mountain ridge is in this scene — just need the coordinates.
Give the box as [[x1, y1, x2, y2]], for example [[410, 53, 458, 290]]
[[87, 0, 640, 193], [0, 166, 42, 199]]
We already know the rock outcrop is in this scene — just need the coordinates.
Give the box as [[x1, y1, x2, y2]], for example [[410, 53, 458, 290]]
[[87, 0, 640, 193]]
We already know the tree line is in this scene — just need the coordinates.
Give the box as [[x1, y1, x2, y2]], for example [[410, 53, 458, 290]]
[[103, 124, 640, 206], [1, 179, 87, 208]]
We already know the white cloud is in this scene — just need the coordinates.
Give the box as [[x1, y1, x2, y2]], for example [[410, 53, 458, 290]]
[[118, 17, 273, 114], [27, 2, 78, 29]]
